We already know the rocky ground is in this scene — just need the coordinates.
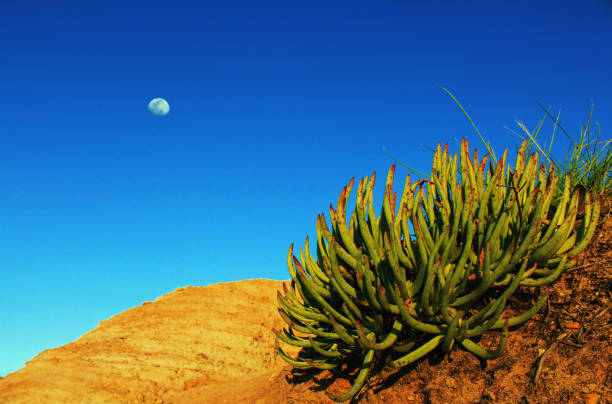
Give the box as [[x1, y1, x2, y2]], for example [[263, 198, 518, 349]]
[[1, 198, 609, 404]]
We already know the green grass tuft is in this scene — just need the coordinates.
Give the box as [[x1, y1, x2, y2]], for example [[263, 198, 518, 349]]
[[386, 88, 612, 202]]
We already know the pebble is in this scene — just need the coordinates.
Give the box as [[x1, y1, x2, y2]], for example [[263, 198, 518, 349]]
[[583, 393, 600, 404]]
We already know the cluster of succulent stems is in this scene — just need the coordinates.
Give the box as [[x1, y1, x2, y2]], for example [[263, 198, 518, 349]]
[[275, 138, 601, 402]]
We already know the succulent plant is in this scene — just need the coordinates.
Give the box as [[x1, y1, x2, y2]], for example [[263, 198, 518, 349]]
[[275, 138, 600, 402]]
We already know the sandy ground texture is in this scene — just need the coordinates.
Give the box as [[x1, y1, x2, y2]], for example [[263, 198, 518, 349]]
[[0, 279, 299, 404], [0, 197, 610, 404]]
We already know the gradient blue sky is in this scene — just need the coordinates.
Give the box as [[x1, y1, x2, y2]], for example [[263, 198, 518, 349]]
[[1, 0, 611, 377]]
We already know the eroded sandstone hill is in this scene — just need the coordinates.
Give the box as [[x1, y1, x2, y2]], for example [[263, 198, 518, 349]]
[[0, 279, 296, 404]]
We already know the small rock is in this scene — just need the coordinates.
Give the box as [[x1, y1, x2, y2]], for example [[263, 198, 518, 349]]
[[583, 393, 600, 404]]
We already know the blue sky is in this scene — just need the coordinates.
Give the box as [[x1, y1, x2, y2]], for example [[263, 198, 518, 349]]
[[1, 0, 611, 377]]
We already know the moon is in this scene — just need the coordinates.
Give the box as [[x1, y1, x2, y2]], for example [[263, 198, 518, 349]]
[[148, 98, 170, 116]]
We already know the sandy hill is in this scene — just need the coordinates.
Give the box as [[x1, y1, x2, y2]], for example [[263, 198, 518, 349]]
[[0, 279, 298, 404]]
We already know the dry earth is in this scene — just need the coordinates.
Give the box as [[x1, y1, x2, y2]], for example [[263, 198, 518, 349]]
[[0, 279, 298, 404], [0, 198, 610, 404]]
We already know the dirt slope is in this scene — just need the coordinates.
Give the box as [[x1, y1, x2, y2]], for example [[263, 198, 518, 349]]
[[0, 279, 297, 404]]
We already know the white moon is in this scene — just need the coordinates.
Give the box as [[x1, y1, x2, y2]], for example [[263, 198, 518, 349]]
[[148, 98, 170, 116]]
